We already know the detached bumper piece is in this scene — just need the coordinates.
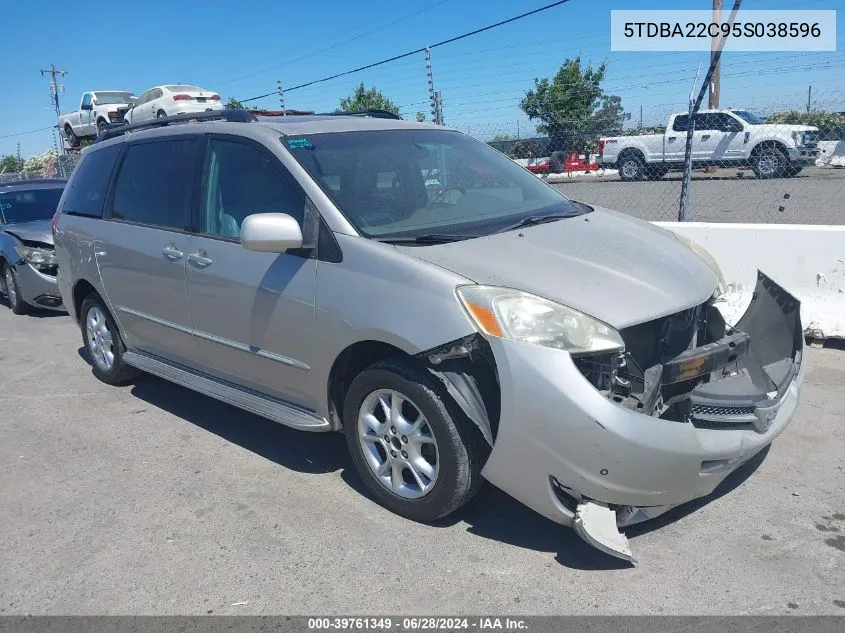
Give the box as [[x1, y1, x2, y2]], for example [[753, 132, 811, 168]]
[[574, 501, 635, 564], [687, 272, 802, 433]]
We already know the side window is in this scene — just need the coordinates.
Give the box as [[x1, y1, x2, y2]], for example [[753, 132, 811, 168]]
[[111, 139, 195, 229], [151, 89, 163, 100], [81, 93, 92, 108], [696, 113, 721, 131], [61, 144, 122, 217], [672, 115, 689, 132], [200, 139, 305, 239], [135, 91, 147, 105]]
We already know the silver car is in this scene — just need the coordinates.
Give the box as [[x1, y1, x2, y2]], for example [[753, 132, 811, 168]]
[[53, 111, 804, 562], [1, 179, 66, 314]]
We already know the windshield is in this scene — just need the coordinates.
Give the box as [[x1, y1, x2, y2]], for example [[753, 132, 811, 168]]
[[94, 92, 135, 105], [285, 129, 581, 239], [0, 187, 63, 224], [731, 110, 765, 125]]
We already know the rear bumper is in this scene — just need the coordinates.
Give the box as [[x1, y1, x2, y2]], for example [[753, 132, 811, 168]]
[[481, 272, 804, 527], [15, 263, 64, 311]]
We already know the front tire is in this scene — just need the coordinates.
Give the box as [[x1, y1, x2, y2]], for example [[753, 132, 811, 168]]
[[80, 295, 140, 385], [96, 119, 108, 135], [752, 147, 787, 179], [3, 264, 29, 315], [618, 153, 645, 181], [343, 357, 487, 522]]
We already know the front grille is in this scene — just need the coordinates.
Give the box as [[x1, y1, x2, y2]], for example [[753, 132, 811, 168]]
[[691, 404, 756, 430], [693, 404, 755, 417]]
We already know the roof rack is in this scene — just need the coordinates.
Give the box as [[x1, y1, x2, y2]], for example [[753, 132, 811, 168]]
[[94, 108, 258, 143], [318, 109, 403, 120], [248, 108, 316, 117]]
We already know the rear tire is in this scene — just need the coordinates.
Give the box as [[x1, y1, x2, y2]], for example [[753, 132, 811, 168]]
[[3, 264, 29, 315], [80, 295, 140, 385], [343, 357, 488, 522], [96, 119, 108, 135], [156, 110, 167, 118], [618, 153, 646, 181], [65, 125, 79, 148]]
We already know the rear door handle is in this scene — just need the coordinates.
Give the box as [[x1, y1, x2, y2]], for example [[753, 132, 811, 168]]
[[188, 252, 213, 268], [161, 245, 184, 261], [668, 136, 677, 141], [702, 134, 711, 140]]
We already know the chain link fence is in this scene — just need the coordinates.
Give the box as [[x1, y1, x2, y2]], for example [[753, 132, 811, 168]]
[[461, 89, 845, 225], [0, 151, 80, 184]]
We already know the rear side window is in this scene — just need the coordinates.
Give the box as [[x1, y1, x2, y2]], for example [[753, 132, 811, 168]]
[[61, 144, 121, 217], [111, 139, 195, 229], [672, 115, 689, 132]]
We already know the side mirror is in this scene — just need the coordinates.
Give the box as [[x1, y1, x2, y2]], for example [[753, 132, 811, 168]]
[[81, 103, 93, 111], [240, 213, 303, 253]]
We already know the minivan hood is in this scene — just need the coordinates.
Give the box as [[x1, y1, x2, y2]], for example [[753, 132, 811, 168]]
[[3, 219, 54, 246], [401, 207, 718, 329]]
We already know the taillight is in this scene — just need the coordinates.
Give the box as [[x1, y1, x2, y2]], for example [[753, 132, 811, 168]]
[[210, 94, 220, 101], [598, 139, 606, 156], [51, 209, 61, 235], [173, 94, 191, 101]]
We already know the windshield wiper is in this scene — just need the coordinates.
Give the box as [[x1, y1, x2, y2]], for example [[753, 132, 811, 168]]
[[374, 234, 474, 245], [497, 213, 577, 233]]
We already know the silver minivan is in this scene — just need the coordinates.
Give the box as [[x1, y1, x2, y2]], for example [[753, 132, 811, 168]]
[[53, 110, 804, 562]]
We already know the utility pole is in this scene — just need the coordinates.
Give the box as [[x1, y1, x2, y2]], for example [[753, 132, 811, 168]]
[[425, 48, 442, 125], [435, 91, 444, 126], [277, 80, 286, 115], [16, 143, 21, 165], [807, 85, 812, 112], [708, 0, 722, 109], [40, 64, 67, 154], [639, 105, 643, 130]]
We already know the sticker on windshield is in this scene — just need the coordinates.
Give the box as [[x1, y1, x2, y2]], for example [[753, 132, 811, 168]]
[[287, 138, 313, 149]]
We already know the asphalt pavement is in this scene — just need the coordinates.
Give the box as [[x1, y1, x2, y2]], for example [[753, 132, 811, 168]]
[[552, 167, 845, 224], [0, 304, 843, 615]]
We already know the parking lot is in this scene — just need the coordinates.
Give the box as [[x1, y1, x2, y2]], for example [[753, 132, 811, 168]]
[[552, 167, 845, 224], [1, 304, 843, 615]]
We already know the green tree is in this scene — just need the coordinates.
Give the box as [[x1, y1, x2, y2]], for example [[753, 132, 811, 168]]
[[767, 110, 844, 127], [338, 83, 400, 115], [0, 154, 25, 174], [520, 58, 625, 153], [490, 133, 516, 142], [226, 97, 245, 109], [416, 112, 426, 122]]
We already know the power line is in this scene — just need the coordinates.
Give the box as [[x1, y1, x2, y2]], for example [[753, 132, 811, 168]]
[[0, 126, 55, 140], [217, 0, 455, 89], [240, 0, 574, 103]]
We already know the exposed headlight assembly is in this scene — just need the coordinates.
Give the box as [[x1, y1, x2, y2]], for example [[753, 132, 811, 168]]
[[456, 285, 624, 356], [15, 245, 57, 268]]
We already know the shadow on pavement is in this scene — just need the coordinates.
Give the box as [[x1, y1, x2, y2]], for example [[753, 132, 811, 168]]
[[0, 296, 66, 318], [85, 362, 768, 571]]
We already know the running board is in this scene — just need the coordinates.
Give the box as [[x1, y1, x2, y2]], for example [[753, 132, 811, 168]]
[[123, 350, 331, 432]]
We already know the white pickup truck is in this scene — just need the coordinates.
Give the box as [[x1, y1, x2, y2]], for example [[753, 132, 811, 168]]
[[599, 109, 820, 180], [58, 91, 136, 147]]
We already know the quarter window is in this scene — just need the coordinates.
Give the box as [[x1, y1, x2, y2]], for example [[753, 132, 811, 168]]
[[200, 139, 305, 239], [111, 139, 195, 229], [61, 144, 121, 217]]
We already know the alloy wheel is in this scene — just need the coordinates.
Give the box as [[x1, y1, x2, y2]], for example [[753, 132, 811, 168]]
[[621, 159, 640, 179], [86, 306, 115, 372], [4, 267, 17, 308], [357, 389, 439, 499]]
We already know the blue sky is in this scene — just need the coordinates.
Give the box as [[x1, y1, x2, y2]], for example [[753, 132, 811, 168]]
[[1, 0, 842, 157]]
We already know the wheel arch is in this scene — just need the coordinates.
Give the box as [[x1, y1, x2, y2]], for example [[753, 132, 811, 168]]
[[327, 335, 501, 446], [72, 278, 101, 322], [750, 139, 789, 157]]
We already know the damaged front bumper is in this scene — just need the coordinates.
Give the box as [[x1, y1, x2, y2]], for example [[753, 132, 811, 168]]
[[480, 272, 804, 562]]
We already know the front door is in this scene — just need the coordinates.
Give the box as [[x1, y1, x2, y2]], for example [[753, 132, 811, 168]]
[[80, 93, 94, 135], [96, 136, 200, 365], [185, 135, 318, 410]]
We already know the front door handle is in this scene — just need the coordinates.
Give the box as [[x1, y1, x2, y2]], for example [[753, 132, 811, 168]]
[[702, 134, 711, 140], [188, 252, 213, 268], [161, 244, 184, 261], [667, 136, 677, 142]]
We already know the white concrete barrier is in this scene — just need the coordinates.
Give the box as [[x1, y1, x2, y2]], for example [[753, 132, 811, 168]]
[[655, 222, 845, 340]]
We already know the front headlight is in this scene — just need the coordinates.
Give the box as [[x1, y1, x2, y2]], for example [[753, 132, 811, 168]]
[[15, 245, 57, 268], [456, 285, 624, 356]]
